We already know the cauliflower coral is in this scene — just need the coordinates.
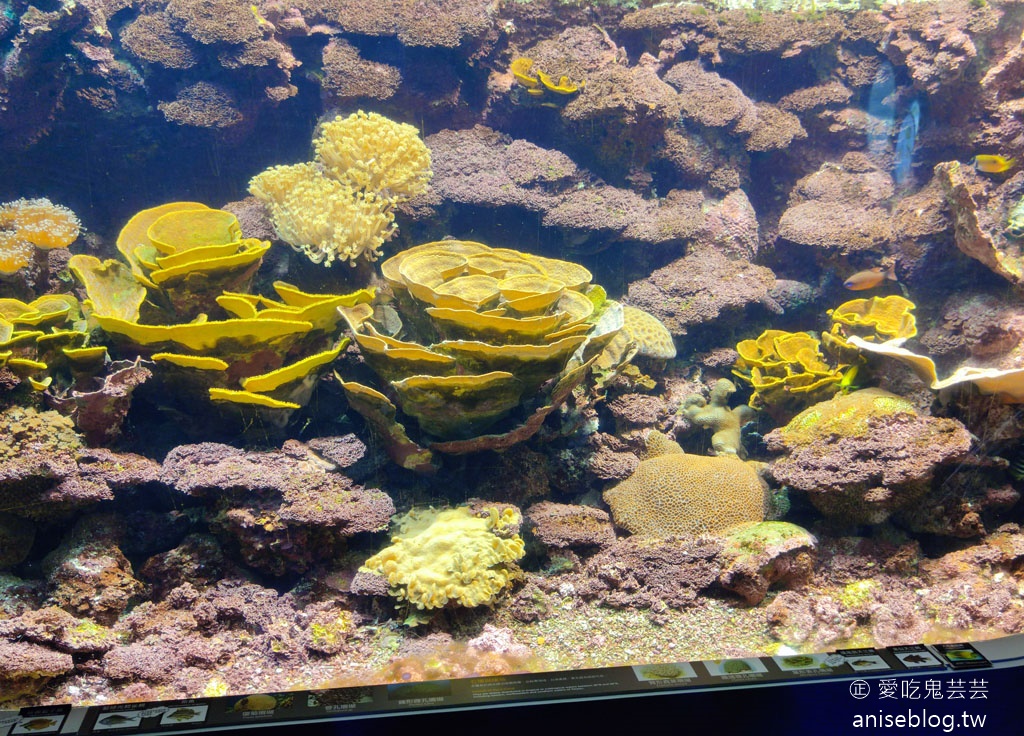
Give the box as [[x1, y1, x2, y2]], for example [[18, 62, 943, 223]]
[[250, 111, 432, 266]]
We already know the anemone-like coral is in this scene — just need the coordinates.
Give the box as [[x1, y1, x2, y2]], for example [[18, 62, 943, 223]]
[[250, 111, 432, 266], [0, 198, 80, 276]]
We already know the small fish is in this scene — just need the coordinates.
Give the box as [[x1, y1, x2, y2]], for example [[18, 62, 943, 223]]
[[839, 364, 860, 393], [232, 694, 278, 712], [902, 654, 931, 664], [165, 708, 200, 722], [98, 714, 137, 726], [843, 263, 897, 290], [973, 154, 1017, 174], [19, 719, 58, 731]]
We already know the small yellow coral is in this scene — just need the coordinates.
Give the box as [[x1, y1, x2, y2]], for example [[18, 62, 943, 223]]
[[250, 165, 395, 266], [733, 329, 846, 410], [361, 506, 525, 610], [0, 198, 81, 275]]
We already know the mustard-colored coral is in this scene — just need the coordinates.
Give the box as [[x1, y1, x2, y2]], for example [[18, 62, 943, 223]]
[[69, 201, 373, 424], [360, 506, 525, 610], [622, 305, 676, 360], [732, 329, 848, 411], [775, 388, 916, 447], [603, 431, 767, 538], [681, 378, 756, 458], [250, 110, 432, 266], [510, 58, 583, 97], [0, 198, 81, 275], [824, 294, 917, 355], [340, 240, 629, 452]]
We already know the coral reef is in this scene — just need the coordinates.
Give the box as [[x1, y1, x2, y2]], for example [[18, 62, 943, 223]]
[[162, 438, 394, 576], [7, 0, 1024, 711]]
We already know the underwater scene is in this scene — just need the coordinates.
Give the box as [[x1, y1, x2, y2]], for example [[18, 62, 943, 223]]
[[3, 0, 1024, 709]]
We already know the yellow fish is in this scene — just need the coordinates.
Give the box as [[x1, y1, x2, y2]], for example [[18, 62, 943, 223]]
[[973, 154, 1016, 174], [843, 263, 897, 290], [233, 693, 279, 712]]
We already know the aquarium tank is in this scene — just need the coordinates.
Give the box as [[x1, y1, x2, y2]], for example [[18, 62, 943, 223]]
[[3, 0, 1024, 710]]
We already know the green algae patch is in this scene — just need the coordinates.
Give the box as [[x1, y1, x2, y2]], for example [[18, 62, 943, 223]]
[[778, 388, 916, 446]]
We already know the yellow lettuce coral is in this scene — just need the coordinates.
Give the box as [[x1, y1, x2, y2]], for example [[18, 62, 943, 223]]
[[824, 294, 917, 354], [733, 329, 848, 411], [360, 505, 525, 610], [250, 110, 432, 266]]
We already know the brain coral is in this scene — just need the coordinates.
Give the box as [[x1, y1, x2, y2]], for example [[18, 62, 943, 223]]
[[360, 505, 525, 610], [603, 431, 766, 539]]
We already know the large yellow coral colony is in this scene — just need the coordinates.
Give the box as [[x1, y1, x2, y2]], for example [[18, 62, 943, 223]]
[[70, 201, 373, 419], [249, 111, 432, 266], [337, 240, 637, 469]]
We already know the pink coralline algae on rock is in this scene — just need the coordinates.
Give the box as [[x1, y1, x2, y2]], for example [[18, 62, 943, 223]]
[[42, 514, 148, 626], [765, 389, 973, 525], [777, 153, 894, 256], [424, 125, 703, 250], [158, 81, 244, 129], [626, 245, 777, 338], [160, 439, 395, 575], [540, 536, 725, 618], [523, 502, 616, 551]]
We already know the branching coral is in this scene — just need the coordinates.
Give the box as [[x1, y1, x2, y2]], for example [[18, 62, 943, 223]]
[[682, 378, 756, 458], [250, 111, 432, 266]]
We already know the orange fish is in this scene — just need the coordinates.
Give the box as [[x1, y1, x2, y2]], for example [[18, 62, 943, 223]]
[[973, 155, 1016, 174], [843, 263, 897, 290]]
